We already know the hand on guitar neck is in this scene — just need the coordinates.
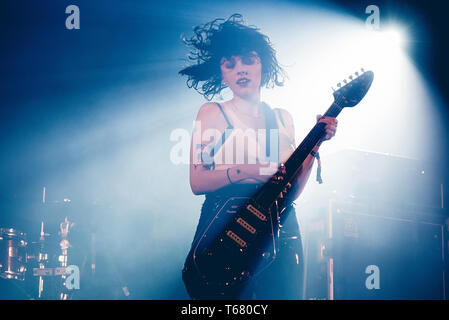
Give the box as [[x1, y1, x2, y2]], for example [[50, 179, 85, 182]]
[[316, 114, 338, 143]]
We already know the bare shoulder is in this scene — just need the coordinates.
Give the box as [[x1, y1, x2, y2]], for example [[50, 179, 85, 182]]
[[274, 107, 295, 145], [195, 101, 228, 131], [274, 108, 295, 129], [196, 102, 220, 119]]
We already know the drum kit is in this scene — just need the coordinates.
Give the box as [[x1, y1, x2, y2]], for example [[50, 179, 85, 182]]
[[0, 188, 132, 300], [0, 216, 77, 300]]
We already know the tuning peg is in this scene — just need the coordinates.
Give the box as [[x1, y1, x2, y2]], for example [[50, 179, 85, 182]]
[[361, 68, 365, 73], [355, 71, 359, 76], [337, 82, 341, 88], [343, 79, 347, 84], [349, 75, 353, 80]]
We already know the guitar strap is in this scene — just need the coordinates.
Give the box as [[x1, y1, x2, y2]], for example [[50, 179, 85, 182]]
[[261, 102, 279, 162]]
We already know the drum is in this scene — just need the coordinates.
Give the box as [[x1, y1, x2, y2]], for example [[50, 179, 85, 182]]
[[0, 228, 27, 280]]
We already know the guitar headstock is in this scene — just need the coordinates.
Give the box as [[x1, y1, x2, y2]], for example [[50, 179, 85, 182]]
[[332, 69, 374, 108]]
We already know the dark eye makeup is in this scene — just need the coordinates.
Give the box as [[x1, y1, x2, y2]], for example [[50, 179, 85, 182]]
[[242, 55, 256, 65], [223, 58, 236, 69], [221, 53, 258, 69]]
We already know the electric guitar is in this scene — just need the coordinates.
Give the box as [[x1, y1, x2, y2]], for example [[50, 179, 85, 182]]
[[183, 69, 374, 299]]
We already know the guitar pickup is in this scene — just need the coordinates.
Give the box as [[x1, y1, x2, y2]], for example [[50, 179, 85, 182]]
[[236, 218, 256, 234], [226, 230, 247, 248], [246, 204, 267, 222]]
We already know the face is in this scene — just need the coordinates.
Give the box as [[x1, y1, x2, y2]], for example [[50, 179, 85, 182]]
[[220, 51, 262, 99]]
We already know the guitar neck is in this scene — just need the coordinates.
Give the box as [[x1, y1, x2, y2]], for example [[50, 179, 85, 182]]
[[254, 101, 343, 208]]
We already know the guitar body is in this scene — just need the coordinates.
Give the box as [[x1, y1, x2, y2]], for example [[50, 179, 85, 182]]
[[183, 196, 282, 299], [183, 70, 374, 299]]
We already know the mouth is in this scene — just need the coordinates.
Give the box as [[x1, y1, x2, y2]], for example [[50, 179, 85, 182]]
[[236, 78, 251, 86]]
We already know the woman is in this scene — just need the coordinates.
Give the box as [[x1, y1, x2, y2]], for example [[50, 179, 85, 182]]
[[179, 14, 337, 299]]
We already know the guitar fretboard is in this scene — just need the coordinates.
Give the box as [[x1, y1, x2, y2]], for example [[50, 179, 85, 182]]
[[253, 101, 343, 209]]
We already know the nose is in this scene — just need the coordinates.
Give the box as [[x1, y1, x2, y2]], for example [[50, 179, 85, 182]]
[[235, 59, 248, 76]]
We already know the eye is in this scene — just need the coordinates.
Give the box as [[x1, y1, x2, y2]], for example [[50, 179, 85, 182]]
[[225, 61, 235, 69], [242, 55, 256, 65], [221, 57, 235, 69]]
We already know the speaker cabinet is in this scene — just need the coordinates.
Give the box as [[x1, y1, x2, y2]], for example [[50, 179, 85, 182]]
[[303, 199, 448, 300]]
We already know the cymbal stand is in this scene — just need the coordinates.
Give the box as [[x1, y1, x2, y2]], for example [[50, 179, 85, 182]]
[[37, 221, 49, 299], [58, 217, 74, 300]]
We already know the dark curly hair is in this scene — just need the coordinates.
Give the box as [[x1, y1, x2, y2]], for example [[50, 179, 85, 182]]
[[179, 13, 286, 101]]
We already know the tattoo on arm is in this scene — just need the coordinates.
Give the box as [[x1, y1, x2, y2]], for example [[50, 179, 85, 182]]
[[193, 142, 215, 170]]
